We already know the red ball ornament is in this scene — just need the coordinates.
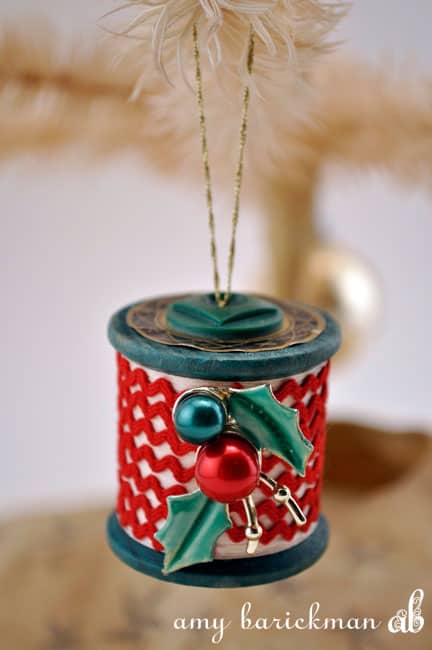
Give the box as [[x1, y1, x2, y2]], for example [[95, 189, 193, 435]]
[[195, 434, 260, 503]]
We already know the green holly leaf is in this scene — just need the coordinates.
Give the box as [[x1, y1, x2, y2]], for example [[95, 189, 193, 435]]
[[229, 385, 313, 476], [155, 490, 232, 574]]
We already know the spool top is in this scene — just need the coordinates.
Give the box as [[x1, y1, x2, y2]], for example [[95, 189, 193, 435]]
[[108, 293, 341, 381]]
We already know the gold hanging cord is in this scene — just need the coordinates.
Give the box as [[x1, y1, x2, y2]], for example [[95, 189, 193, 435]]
[[192, 23, 255, 308]]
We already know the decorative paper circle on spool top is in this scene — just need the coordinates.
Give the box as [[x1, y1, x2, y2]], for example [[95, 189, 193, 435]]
[[126, 293, 325, 350], [109, 293, 338, 381]]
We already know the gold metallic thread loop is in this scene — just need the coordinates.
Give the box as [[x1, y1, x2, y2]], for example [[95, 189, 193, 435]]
[[192, 23, 255, 308]]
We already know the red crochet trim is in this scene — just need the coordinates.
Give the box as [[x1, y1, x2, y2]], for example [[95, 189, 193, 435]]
[[115, 352, 330, 550]]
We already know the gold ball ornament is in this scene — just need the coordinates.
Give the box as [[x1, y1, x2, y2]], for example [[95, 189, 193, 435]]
[[296, 244, 381, 361]]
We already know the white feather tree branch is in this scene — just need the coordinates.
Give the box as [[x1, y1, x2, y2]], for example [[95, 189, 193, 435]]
[[1, 27, 432, 192]]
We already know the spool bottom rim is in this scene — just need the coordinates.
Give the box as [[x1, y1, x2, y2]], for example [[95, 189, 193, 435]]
[[106, 511, 329, 588]]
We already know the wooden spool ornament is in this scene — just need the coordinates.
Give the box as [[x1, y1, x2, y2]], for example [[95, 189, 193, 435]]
[[107, 292, 341, 587]]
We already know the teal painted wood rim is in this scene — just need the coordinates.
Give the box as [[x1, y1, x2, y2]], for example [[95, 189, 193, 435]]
[[108, 298, 341, 381], [107, 511, 329, 588]]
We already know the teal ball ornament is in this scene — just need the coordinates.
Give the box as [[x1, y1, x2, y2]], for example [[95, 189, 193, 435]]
[[174, 392, 227, 445]]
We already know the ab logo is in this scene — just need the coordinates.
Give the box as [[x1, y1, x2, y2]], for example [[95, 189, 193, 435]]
[[387, 589, 424, 634]]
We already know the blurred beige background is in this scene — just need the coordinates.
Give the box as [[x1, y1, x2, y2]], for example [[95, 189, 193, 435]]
[[0, 0, 431, 517]]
